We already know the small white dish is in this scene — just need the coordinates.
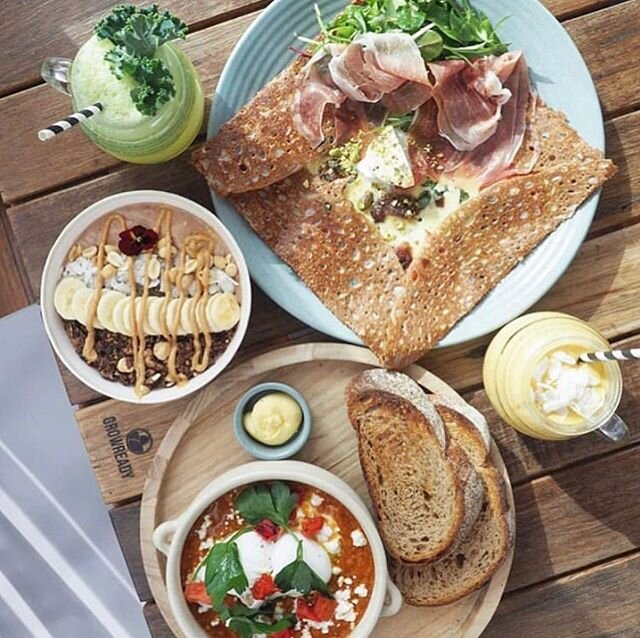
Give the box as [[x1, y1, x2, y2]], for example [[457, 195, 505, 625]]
[[40, 190, 252, 404], [153, 460, 403, 638]]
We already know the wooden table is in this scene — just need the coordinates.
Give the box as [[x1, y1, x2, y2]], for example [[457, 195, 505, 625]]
[[1, 1, 639, 635]]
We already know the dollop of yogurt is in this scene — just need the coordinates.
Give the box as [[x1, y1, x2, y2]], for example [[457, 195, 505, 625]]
[[532, 349, 605, 421]]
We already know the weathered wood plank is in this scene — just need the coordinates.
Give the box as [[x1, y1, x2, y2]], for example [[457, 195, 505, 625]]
[[545, 0, 627, 18], [0, 205, 29, 317], [1, 3, 637, 203], [0, 0, 268, 96], [565, 0, 640, 118], [143, 602, 173, 638], [485, 552, 640, 637], [507, 445, 640, 591], [108, 500, 152, 602], [0, 12, 257, 203]]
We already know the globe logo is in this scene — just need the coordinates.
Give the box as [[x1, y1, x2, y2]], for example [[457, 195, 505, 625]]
[[125, 428, 154, 455]]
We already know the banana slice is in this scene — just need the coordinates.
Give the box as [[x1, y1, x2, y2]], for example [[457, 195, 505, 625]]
[[166, 299, 188, 336], [97, 290, 126, 333], [207, 293, 241, 332], [146, 297, 165, 336], [53, 277, 85, 320], [112, 297, 132, 336], [71, 287, 104, 329], [180, 298, 201, 334]]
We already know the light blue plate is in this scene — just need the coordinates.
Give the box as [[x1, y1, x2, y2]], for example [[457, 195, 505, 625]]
[[209, 0, 604, 348]]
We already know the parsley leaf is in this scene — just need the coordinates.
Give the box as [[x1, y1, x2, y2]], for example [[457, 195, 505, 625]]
[[94, 3, 187, 116], [204, 530, 249, 611], [235, 482, 297, 528], [274, 539, 333, 597]]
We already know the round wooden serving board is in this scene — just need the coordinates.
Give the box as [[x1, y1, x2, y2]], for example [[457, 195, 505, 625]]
[[140, 343, 515, 638]]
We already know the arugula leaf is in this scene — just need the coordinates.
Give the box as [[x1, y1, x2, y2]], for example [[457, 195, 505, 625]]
[[94, 4, 187, 116], [204, 531, 249, 611], [235, 482, 297, 528], [274, 540, 332, 598], [319, 0, 508, 61]]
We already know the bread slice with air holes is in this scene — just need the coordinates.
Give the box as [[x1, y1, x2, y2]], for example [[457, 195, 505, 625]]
[[390, 403, 514, 606], [345, 369, 484, 565]]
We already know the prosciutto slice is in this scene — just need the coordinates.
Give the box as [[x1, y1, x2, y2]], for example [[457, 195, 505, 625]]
[[381, 82, 432, 116], [445, 53, 533, 186], [429, 51, 523, 152], [292, 47, 346, 148]]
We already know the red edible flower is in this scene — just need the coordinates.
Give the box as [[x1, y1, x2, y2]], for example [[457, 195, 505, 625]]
[[251, 573, 280, 600], [118, 225, 159, 256], [296, 594, 337, 623], [184, 581, 211, 606], [255, 518, 281, 541], [301, 516, 325, 539], [272, 629, 295, 638]]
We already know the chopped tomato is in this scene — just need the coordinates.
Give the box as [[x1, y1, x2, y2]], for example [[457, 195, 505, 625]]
[[272, 629, 295, 638], [251, 573, 279, 600], [255, 519, 281, 541], [184, 581, 211, 606], [312, 594, 338, 622], [301, 516, 325, 539], [296, 594, 337, 623]]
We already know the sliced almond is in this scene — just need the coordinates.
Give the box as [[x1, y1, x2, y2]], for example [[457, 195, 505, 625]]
[[147, 257, 161, 280], [158, 236, 169, 248], [101, 264, 116, 279], [168, 267, 178, 284], [184, 258, 198, 274], [107, 251, 125, 269], [213, 255, 226, 269], [153, 341, 170, 361], [104, 244, 117, 254], [224, 262, 238, 278], [82, 245, 98, 259], [116, 357, 134, 374]]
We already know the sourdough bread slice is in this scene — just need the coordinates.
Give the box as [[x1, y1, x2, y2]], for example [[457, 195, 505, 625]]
[[345, 370, 483, 564], [391, 405, 514, 606]]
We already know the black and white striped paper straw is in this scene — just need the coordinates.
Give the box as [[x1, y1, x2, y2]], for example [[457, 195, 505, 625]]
[[580, 349, 640, 363], [37, 102, 103, 141]]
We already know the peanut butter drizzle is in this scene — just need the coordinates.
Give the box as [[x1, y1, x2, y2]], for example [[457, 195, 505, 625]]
[[82, 214, 127, 363]]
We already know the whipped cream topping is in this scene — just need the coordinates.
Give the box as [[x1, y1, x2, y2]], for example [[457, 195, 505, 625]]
[[532, 350, 605, 420]]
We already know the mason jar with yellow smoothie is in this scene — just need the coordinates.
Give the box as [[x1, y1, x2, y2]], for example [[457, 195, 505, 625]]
[[483, 312, 627, 441]]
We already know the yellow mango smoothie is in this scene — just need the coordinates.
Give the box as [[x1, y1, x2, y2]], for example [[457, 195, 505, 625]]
[[69, 5, 203, 164], [483, 312, 623, 440]]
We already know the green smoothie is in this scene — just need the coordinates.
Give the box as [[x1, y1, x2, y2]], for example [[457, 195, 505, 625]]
[[69, 6, 203, 164]]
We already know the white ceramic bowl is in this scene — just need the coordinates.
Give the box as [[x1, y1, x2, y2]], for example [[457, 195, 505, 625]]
[[40, 190, 252, 404], [153, 461, 403, 638]]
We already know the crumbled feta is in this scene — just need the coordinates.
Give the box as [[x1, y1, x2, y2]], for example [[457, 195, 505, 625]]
[[335, 588, 357, 623], [310, 493, 325, 507], [196, 515, 212, 540], [324, 537, 341, 555], [343, 577, 353, 586], [332, 565, 342, 575], [306, 619, 334, 634], [210, 618, 220, 627], [199, 537, 214, 552], [354, 584, 369, 598], [317, 523, 333, 542], [351, 529, 368, 547], [197, 604, 211, 614]]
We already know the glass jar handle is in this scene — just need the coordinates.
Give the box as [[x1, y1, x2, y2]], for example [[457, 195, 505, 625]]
[[41, 57, 73, 95], [598, 413, 629, 442]]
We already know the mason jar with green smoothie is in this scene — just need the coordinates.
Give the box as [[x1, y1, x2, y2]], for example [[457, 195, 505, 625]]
[[40, 4, 204, 164]]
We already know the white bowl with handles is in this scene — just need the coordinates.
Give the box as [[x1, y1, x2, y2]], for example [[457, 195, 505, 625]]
[[40, 190, 251, 404], [153, 460, 403, 638]]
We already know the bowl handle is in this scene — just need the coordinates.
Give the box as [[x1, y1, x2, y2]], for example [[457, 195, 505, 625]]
[[152, 520, 179, 557], [380, 577, 403, 617]]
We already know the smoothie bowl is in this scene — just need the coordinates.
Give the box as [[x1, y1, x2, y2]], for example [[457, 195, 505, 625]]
[[41, 190, 251, 403], [152, 462, 402, 638]]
